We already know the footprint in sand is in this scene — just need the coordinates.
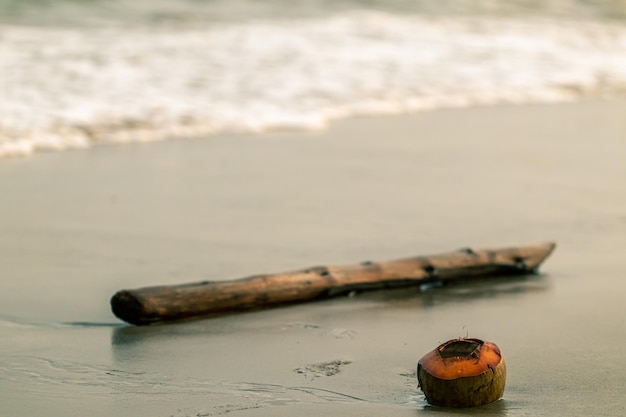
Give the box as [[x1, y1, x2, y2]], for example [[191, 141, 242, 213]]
[[293, 360, 352, 380]]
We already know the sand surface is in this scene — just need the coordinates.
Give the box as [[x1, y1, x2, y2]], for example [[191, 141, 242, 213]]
[[1, 100, 625, 416]]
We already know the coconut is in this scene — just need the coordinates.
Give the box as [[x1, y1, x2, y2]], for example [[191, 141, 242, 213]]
[[417, 338, 506, 407]]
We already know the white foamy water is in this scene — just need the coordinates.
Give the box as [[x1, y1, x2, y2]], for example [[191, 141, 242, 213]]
[[1, 11, 626, 158]]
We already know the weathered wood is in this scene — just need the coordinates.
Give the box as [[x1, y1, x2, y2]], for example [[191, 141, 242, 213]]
[[111, 242, 556, 325]]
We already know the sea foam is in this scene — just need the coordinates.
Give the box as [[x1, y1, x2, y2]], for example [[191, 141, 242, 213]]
[[1, 11, 626, 158]]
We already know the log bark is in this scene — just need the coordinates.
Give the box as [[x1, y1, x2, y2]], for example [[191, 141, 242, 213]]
[[111, 242, 555, 325]]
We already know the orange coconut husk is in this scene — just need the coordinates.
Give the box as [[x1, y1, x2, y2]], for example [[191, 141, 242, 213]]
[[417, 338, 506, 408]]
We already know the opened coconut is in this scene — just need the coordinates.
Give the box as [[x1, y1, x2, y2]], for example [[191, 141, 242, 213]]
[[417, 338, 506, 407]]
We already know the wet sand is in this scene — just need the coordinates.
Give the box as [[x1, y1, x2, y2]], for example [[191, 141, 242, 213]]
[[1, 100, 625, 416]]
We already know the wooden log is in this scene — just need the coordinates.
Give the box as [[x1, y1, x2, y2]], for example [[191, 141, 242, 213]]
[[111, 242, 556, 325]]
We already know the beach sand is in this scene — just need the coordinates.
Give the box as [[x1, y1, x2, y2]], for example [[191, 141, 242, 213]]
[[1, 100, 625, 416]]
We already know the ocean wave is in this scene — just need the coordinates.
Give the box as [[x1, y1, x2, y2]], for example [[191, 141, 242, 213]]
[[1, 11, 626, 158]]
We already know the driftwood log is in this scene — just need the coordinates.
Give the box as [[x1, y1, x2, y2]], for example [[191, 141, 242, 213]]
[[111, 242, 555, 325]]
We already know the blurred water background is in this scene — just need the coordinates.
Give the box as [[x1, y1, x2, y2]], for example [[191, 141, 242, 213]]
[[1, 0, 625, 158]]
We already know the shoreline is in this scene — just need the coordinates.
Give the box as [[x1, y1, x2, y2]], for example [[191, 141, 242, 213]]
[[1, 97, 623, 161], [1, 99, 625, 416]]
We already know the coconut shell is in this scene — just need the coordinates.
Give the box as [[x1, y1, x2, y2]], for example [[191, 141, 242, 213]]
[[417, 338, 506, 408]]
